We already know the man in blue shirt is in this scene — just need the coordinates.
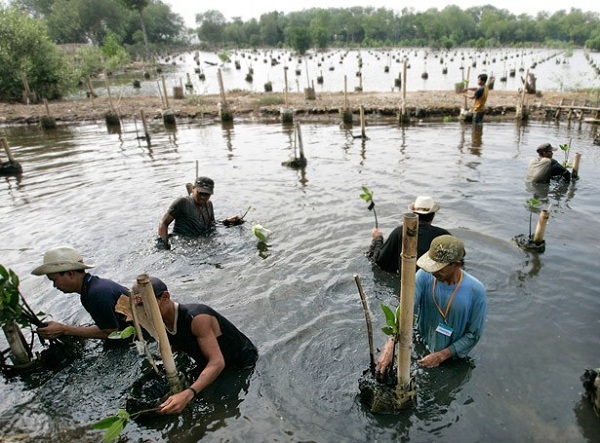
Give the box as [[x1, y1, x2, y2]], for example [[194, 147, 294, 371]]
[[31, 246, 129, 339], [415, 235, 487, 367]]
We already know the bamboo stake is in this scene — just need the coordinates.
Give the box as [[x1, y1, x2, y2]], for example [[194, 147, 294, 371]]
[[572, 152, 581, 179], [217, 68, 228, 112], [360, 105, 367, 139], [1, 137, 17, 163], [532, 209, 550, 245], [402, 59, 407, 113], [161, 75, 170, 108], [2, 321, 32, 365], [129, 291, 159, 375], [463, 67, 471, 110], [196, 160, 199, 178], [136, 273, 183, 395], [344, 75, 348, 109], [354, 275, 375, 375], [139, 108, 150, 140], [520, 69, 529, 109], [104, 72, 115, 112], [397, 213, 418, 393], [295, 122, 304, 159], [284, 67, 289, 107]]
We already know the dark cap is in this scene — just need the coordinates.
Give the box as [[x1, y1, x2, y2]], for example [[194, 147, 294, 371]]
[[536, 143, 557, 154], [149, 277, 168, 297], [195, 176, 214, 194]]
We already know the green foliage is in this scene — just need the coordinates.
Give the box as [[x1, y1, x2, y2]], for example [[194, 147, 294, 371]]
[[359, 186, 374, 204], [108, 326, 136, 340], [92, 408, 130, 443], [381, 303, 401, 337], [559, 143, 572, 168], [0, 6, 75, 101], [251, 225, 272, 243], [524, 197, 542, 210], [0, 264, 22, 327], [73, 46, 105, 78], [443, 115, 452, 123]]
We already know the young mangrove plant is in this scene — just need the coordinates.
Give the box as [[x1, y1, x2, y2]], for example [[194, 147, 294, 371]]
[[360, 186, 378, 228], [381, 303, 401, 338], [92, 407, 159, 443], [559, 142, 572, 168], [251, 224, 272, 243], [524, 197, 542, 238]]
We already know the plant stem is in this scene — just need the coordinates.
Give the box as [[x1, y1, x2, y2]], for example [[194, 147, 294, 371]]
[[373, 206, 378, 229]]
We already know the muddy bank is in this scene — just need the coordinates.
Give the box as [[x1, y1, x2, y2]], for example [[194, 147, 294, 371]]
[[0, 90, 597, 126]]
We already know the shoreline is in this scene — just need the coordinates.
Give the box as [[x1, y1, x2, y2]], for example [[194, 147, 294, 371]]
[[0, 90, 597, 126]]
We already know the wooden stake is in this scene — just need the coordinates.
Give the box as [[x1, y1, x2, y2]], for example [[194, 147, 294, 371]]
[[572, 152, 581, 179], [2, 321, 32, 366], [129, 291, 159, 375], [104, 72, 115, 112], [139, 108, 150, 140], [354, 275, 375, 375], [1, 137, 17, 163], [520, 69, 529, 109], [161, 75, 170, 108], [464, 66, 471, 110], [43, 98, 51, 116], [295, 122, 304, 160], [396, 213, 418, 394], [136, 273, 183, 395], [344, 75, 348, 109], [532, 209, 550, 245], [284, 67, 289, 107], [360, 105, 367, 139]]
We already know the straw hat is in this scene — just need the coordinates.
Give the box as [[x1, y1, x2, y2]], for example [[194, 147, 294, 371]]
[[31, 246, 94, 276], [408, 196, 440, 214], [417, 235, 465, 273]]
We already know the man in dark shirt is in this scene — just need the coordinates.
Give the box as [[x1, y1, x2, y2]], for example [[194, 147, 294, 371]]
[[369, 196, 451, 274], [158, 176, 216, 248], [525, 142, 571, 183], [132, 277, 258, 415], [31, 246, 129, 339]]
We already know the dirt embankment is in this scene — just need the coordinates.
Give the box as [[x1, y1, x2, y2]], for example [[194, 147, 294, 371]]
[[0, 90, 596, 125]]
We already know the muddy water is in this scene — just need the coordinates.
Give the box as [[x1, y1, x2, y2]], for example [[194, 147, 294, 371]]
[[0, 117, 599, 442]]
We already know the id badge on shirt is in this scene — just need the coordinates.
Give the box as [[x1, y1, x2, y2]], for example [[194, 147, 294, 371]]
[[436, 322, 453, 337]]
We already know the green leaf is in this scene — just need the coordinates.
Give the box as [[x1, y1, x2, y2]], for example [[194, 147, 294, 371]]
[[381, 326, 395, 336], [524, 197, 542, 210], [559, 143, 569, 152], [381, 304, 396, 329], [92, 416, 120, 430], [116, 409, 130, 420], [103, 419, 126, 443], [359, 186, 373, 202], [252, 224, 272, 242]]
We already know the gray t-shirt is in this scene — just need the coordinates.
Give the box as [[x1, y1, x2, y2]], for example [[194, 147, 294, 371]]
[[168, 196, 215, 236]]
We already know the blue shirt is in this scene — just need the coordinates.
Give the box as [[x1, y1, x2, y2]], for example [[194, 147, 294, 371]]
[[79, 274, 129, 331], [415, 269, 486, 359]]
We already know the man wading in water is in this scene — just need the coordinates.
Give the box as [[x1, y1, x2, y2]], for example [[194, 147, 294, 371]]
[[158, 176, 216, 249]]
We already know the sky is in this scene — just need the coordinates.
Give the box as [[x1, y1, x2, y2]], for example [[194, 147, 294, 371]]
[[164, 0, 600, 28]]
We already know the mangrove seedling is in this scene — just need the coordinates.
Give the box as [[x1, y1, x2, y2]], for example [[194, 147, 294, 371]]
[[222, 205, 252, 227], [108, 326, 136, 340], [559, 142, 572, 168], [1, 264, 46, 329], [524, 197, 542, 238], [381, 303, 401, 338], [92, 407, 159, 443], [359, 186, 378, 228], [251, 224, 272, 243]]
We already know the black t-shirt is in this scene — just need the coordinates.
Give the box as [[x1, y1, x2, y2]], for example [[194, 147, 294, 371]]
[[370, 223, 451, 273], [167, 303, 258, 370], [79, 274, 129, 330]]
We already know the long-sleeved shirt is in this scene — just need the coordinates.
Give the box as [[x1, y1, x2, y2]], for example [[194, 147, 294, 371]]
[[526, 157, 571, 183], [414, 269, 486, 359]]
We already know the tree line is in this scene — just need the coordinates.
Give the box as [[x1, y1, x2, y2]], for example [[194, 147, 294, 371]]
[[1, 1, 599, 102]]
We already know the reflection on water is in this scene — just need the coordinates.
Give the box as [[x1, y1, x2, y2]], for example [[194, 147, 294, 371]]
[[1, 118, 599, 441]]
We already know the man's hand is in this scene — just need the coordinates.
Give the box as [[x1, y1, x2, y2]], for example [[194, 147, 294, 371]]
[[418, 348, 452, 368], [159, 389, 195, 415], [375, 337, 395, 382], [37, 321, 66, 339], [371, 227, 383, 239]]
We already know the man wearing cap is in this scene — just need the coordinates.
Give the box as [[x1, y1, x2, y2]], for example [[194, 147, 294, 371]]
[[131, 277, 258, 415], [31, 246, 129, 340], [526, 143, 571, 183], [414, 235, 486, 368], [158, 176, 216, 248], [369, 196, 451, 274]]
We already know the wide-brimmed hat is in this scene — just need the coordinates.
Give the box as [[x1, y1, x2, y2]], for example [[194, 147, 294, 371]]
[[417, 235, 465, 273], [195, 176, 214, 194], [31, 246, 94, 276], [408, 196, 440, 214], [536, 143, 557, 154]]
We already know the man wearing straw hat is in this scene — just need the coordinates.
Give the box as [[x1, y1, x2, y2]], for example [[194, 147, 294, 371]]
[[414, 235, 486, 368], [131, 277, 258, 415], [369, 196, 450, 274], [525, 142, 571, 183], [31, 246, 129, 340], [158, 176, 216, 249]]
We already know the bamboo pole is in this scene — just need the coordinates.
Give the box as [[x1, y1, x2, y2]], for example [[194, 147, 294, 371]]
[[344, 75, 348, 109], [139, 108, 150, 140], [136, 273, 183, 395], [396, 213, 418, 392], [2, 321, 32, 365], [354, 275, 375, 375], [104, 72, 115, 112], [129, 291, 159, 375], [1, 137, 17, 163], [360, 105, 367, 139], [463, 67, 471, 110], [284, 68, 289, 107], [532, 209, 550, 245], [572, 152, 581, 179], [520, 69, 529, 109], [161, 75, 170, 108]]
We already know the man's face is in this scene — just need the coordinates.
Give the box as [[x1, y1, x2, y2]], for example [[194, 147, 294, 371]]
[[193, 187, 211, 203], [432, 262, 458, 284], [47, 271, 79, 293], [541, 150, 553, 159]]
